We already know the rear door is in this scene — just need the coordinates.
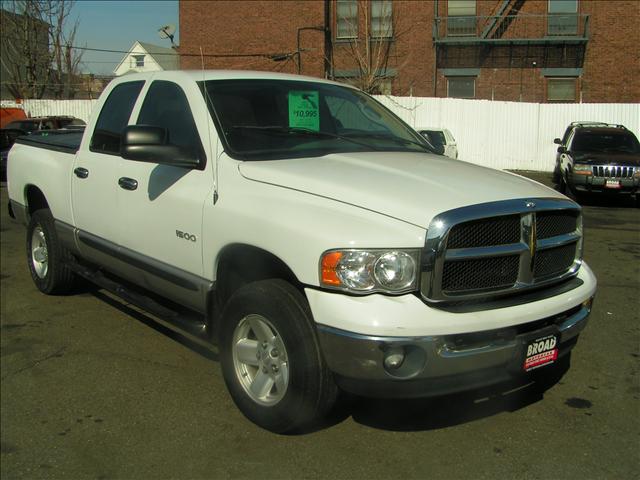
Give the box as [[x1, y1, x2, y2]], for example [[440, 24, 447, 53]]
[[71, 80, 145, 269]]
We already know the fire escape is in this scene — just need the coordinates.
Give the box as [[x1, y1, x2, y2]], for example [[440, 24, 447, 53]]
[[433, 0, 589, 72]]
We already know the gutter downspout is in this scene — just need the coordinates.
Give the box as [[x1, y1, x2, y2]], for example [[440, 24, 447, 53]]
[[325, 0, 333, 79]]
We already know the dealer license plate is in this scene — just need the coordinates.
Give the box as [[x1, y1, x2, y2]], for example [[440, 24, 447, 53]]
[[605, 179, 621, 189], [524, 334, 558, 372]]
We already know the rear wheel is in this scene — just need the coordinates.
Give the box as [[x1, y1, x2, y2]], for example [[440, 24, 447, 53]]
[[219, 279, 338, 433], [26, 209, 76, 294]]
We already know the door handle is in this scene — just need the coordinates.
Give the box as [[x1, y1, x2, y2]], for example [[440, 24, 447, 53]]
[[74, 167, 89, 179], [118, 177, 138, 191]]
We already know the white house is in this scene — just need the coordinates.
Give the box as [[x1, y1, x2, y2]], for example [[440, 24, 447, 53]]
[[114, 41, 179, 76]]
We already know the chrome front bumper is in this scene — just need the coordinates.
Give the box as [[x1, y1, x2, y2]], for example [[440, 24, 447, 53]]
[[571, 173, 639, 193], [317, 299, 593, 398]]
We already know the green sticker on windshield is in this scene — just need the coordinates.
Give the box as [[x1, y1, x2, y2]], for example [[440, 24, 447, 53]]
[[288, 91, 319, 131]]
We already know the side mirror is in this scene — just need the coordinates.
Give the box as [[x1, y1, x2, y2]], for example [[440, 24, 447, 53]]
[[557, 146, 567, 154], [121, 125, 201, 169], [553, 138, 562, 145]]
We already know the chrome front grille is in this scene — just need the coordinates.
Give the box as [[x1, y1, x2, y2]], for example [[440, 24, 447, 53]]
[[534, 243, 577, 278], [446, 215, 521, 248], [592, 165, 635, 178], [536, 211, 578, 239], [421, 198, 582, 302], [442, 255, 520, 293]]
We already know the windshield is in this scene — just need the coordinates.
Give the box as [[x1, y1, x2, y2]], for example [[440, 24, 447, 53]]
[[573, 131, 640, 154], [201, 79, 434, 160]]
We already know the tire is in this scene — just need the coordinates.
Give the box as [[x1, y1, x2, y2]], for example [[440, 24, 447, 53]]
[[219, 279, 338, 433], [26, 209, 76, 294], [552, 164, 561, 185]]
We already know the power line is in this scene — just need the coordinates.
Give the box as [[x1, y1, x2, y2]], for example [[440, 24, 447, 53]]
[[2, 33, 297, 59]]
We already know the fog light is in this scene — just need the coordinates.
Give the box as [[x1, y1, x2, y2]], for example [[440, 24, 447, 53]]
[[383, 347, 405, 370]]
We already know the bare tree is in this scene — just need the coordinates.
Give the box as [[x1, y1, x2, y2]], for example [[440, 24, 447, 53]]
[[335, 0, 411, 94], [47, 0, 83, 99], [0, 0, 83, 99]]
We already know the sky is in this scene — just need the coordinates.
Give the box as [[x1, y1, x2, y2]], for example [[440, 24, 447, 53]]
[[68, 0, 180, 75]]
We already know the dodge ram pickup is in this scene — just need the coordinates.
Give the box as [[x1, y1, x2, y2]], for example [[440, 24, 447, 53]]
[[7, 71, 597, 433]]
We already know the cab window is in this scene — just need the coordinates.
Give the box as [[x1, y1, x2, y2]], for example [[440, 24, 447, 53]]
[[136, 80, 205, 162], [90, 81, 144, 155]]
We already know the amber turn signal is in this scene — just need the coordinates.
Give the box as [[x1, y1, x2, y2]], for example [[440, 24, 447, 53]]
[[321, 251, 343, 286]]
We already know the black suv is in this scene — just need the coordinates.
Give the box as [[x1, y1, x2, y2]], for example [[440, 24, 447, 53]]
[[553, 122, 640, 203]]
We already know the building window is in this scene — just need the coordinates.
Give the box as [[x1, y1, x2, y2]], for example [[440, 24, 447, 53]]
[[447, 76, 475, 98], [371, 0, 393, 38], [547, 78, 577, 102], [336, 0, 358, 39], [447, 0, 476, 36], [132, 55, 145, 68], [548, 0, 578, 35]]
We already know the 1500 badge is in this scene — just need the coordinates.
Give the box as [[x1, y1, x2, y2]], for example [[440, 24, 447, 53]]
[[176, 230, 197, 242]]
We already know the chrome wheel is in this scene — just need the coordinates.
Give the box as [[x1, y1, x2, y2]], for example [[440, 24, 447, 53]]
[[231, 314, 289, 406], [31, 225, 48, 279]]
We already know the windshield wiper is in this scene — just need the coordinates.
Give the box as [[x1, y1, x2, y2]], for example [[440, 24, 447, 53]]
[[343, 132, 434, 152], [229, 125, 379, 150]]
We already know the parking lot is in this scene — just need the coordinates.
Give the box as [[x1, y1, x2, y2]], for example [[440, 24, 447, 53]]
[[1, 174, 639, 479]]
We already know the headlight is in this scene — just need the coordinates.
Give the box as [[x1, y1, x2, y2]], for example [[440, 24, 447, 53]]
[[320, 249, 419, 294], [573, 164, 592, 175]]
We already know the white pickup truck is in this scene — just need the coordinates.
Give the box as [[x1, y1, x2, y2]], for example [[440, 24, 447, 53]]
[[7, 71, 596, 433]]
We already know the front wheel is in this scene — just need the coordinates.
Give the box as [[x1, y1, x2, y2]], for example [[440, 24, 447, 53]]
[[557, 172, 568, 194], [26, 209, 76, 294], [219, 279, 338, 433]]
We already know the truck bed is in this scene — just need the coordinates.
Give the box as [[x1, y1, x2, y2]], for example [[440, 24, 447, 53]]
[[14, 130, 83, 154]]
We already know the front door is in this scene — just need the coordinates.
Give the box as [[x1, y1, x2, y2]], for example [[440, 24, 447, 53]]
[[117, 79, 214, 312]]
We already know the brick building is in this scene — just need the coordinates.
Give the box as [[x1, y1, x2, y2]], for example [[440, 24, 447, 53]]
[[179, 0, 640, 103]]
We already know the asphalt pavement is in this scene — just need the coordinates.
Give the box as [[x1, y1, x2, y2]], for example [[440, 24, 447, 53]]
[[1, 174, 639, 479]]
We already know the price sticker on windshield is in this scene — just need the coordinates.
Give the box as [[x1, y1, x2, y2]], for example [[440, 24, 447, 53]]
[[288, 91, 320, 131]]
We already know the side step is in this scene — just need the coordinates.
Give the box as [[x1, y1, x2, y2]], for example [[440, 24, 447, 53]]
[[68, 262, 210, 341]]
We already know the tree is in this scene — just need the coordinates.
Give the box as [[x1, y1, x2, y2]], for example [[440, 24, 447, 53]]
[[334, 0, 412, 94], [46, 0, 83, 98], [0, 0, 83, 99]]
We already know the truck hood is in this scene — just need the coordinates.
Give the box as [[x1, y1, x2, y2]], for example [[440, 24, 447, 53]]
[[238, 152, 565, 228]]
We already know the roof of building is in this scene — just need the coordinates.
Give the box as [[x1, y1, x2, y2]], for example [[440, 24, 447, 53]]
[[113, 41, 179, 74], [137, 42, 179, 70]]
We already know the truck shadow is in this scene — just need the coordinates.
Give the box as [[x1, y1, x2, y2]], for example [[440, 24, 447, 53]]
[[327, 357, 570, 432], [89, 289, 218, 362], [86, 284, 568, 433], [574, 194, 637, 209]]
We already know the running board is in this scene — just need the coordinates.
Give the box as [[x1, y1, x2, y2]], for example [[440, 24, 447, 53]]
[[68, 262, 210, 341]]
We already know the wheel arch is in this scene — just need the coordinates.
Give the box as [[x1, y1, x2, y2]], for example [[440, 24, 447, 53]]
[[208, 243, 304, 335], [24, 184, 50, 219]]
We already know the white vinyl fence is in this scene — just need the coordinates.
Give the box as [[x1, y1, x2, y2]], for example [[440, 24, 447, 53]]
[[19, 99, 99, 124], [8, 97, 640, 172], [373, 96, 639, 172]]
